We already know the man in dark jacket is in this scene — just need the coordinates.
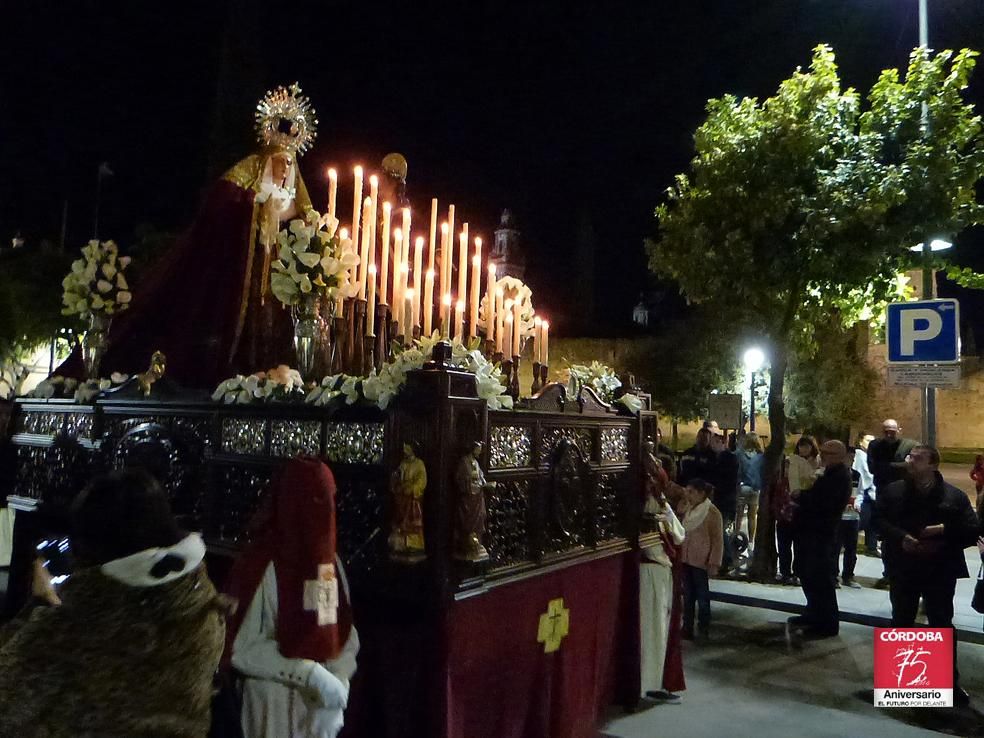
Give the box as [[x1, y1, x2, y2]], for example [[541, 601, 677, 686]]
[[877, 444, 979, 706], [678, 427, 713, 486], [705, 430, 739, 572], [791, 440, 852, 638], [866, 419, 918, 587]]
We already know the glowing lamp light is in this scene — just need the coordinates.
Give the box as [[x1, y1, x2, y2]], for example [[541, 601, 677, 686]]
[[910, 239, 953, 253], [743, 347, 765, 373]]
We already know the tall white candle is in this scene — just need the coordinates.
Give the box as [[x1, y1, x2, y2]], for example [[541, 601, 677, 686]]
[[399, 263, 410, 336], [486, 263, 497, 344], [455, 300, 465, 342], [401, 208, 411, 271], [512, 299, 521, 357], [439, 222, 449, 323], [380, 203, 391, 304], [542, 321, 549, 366], [327, 168, 337, 221], [358, 196, 371, 299], [367, 175, 379, 270], [423, 269, 435, 337], [367, 265, 377, 336], [533, 316, 542, 363], [441, 293, 452, 338], [428, 198, 438, 274], [405, 288, 416, 340], [413, 236, 424, 327], [495, 289, 505, 353], [503, 312, 514, 361], [469, 239, 481, 338], [392, 229, 403, 326], [457, 227, 468, 307], [352, 165, 363, 282]]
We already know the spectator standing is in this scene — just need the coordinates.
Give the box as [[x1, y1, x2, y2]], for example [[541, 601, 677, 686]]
[[877, 445, 979, 706], [678, 427, 713, 486], [867, 419, 917, 588], [853, 434, 878, 556], [735, 432, 764, 552], [705, 430, 739, 573], [780, 435, 819, 585], [655, 427, 678, 481], [835, 447, 863, 589], [970, 454, 984, 515], [679, 479, 723, 640], [790, 441, 852, 638], [0, 470, 227, 738]]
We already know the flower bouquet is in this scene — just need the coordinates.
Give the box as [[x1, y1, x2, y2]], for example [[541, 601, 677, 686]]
[[61, 239, 132, 379], [212, 365, 306, 404]]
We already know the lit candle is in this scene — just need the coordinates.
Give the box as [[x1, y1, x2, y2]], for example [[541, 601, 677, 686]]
[[439, 222, 449, 323], [457, 227, 468, 308], [503, 312, 514, 361], [428, 198, 438, 273], [405, 288, 416, 340], [380, 203, 391, 304], [441, 293, 452, 338], [392, 229, 403, 327], [413, 236, 424, 328], [337, 227, 350, 314], [358, 196, 371, 299], [541, 321, 549, 366], [455, 300, 465, 342], [512, 298, 521, 357], [367, 175, 379, 271], [533, 316, 542, 363], [339, 228, 349, 240], [327, 168, 337, 221], [486, 263, 497, 344], [352, 165, 363, 282], [367, 264, 377, 336], [399, 262, 410, 336], [495, 289, 504, 353], [469, 238, 481, 338], [423, 269, 435, 336]]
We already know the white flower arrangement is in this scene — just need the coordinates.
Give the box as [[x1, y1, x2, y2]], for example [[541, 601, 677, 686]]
[[61, 240, 132, 318], [28, 372, 129, 403], [269, 209, 360, 307], [0, 359, 28, 401], [567, 361, 622, 402], [211, 364, 305, 404], [478, 275, 537, 340]]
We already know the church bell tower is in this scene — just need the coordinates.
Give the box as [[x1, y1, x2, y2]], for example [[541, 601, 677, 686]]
[[490, 209, 526, 281]]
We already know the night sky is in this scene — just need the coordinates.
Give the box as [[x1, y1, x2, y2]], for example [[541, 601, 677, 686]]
[[4, 1, 984, 334]]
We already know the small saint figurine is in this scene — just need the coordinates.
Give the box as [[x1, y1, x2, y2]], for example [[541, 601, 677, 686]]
[[388, 442, 427, 558], [454, 441, 495, 561]]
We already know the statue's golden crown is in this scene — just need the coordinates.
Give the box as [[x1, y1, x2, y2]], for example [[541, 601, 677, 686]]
[[255, 82, 318, 156]]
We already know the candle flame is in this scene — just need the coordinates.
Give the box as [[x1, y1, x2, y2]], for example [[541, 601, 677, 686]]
[[394, 228, 402, 239], [340, 228, 349, 239], [496, 288, 504, 297], [488, 263, 497, 275], [403, 207, 411, 216], [472, 255, 480, 267], [504, 298, 514, 309], [505, 313, 514, 323], [369, 264, 377, 275], [327, 167, 337, 179], [456, 300, 465, 311], [406, 288, 415, 299], [369, 174, 378, 186], [475, 236, 482, 248], [426, 269, 435, 278], [354, 165, 363, 176], [542, 321, 549, 329], [443, 294, 452, 306], [441, 222, 449, 234], [383, 201, 391, 212], [416, 236, 425, 247], [534, 316, 542, 326], [402, 263, 410, 273], [363, 196, 371, 206]]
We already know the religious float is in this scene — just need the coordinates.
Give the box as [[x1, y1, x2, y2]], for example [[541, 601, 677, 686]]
[[0, 84, 660, 738]]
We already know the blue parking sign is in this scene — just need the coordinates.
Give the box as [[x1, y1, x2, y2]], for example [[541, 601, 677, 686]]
[[886, 299, 960, 364]]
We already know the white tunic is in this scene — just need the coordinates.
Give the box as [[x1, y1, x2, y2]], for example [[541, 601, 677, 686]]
[[232, 561, 360, 738]]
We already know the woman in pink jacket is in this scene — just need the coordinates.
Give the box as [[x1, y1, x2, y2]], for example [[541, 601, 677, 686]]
[[679, 478, 724, 640]]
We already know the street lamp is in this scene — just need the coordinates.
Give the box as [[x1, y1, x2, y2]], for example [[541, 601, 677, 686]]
[[910, 237, 952, 448], [743, 347, 765, 432]]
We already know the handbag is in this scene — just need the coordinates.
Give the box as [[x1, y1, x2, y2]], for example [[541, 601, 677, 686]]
[[972, 564, 984, 615], [771, 460, 797, 525]]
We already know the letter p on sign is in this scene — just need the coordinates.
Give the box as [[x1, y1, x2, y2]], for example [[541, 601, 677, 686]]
[[886, 300, 960, 364]]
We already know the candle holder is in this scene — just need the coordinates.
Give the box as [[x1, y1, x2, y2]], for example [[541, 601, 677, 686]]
[[331, 311, 347, 375], [531, 361, 542, 396], [509, 355, 521, 402], [343, 298, 357, 375], [353, 299, 367, 376], [501, 358, 513, 399], [362, 335, 376, 376], [375, 303, 390, 369], [539, 363, 549, 389]]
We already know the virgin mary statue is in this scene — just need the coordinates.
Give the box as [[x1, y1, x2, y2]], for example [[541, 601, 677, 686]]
[[64, 83, 318, 388]]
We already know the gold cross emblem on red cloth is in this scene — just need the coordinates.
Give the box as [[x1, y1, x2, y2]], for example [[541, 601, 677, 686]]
[[537, 598, 570, 653]]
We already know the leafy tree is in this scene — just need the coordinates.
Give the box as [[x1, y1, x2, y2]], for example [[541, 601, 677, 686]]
[[647, 45, 984, 579]]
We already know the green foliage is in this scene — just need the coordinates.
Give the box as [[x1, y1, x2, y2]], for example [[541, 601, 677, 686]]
[[0, 247, 75, 348]]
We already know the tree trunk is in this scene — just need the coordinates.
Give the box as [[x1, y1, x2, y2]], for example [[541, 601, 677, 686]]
[[671, 419, 679, 450], [747, 341, 788, 581]]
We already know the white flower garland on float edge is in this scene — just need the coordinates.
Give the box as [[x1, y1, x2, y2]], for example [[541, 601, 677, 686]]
[[214, 335, 514, 411], [28, 373, 130, 403]]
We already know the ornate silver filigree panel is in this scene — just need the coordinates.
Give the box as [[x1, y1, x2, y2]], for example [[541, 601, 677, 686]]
[[221, 418, 267, 455], [271, 419, 322, 458], [489, 425, 532, 468], [600, 427, 629, 462], [540, 426, 593, 464], [64, 412, 93, 439], [21, 412, 62, 436], [324, 422, 384, 464]]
